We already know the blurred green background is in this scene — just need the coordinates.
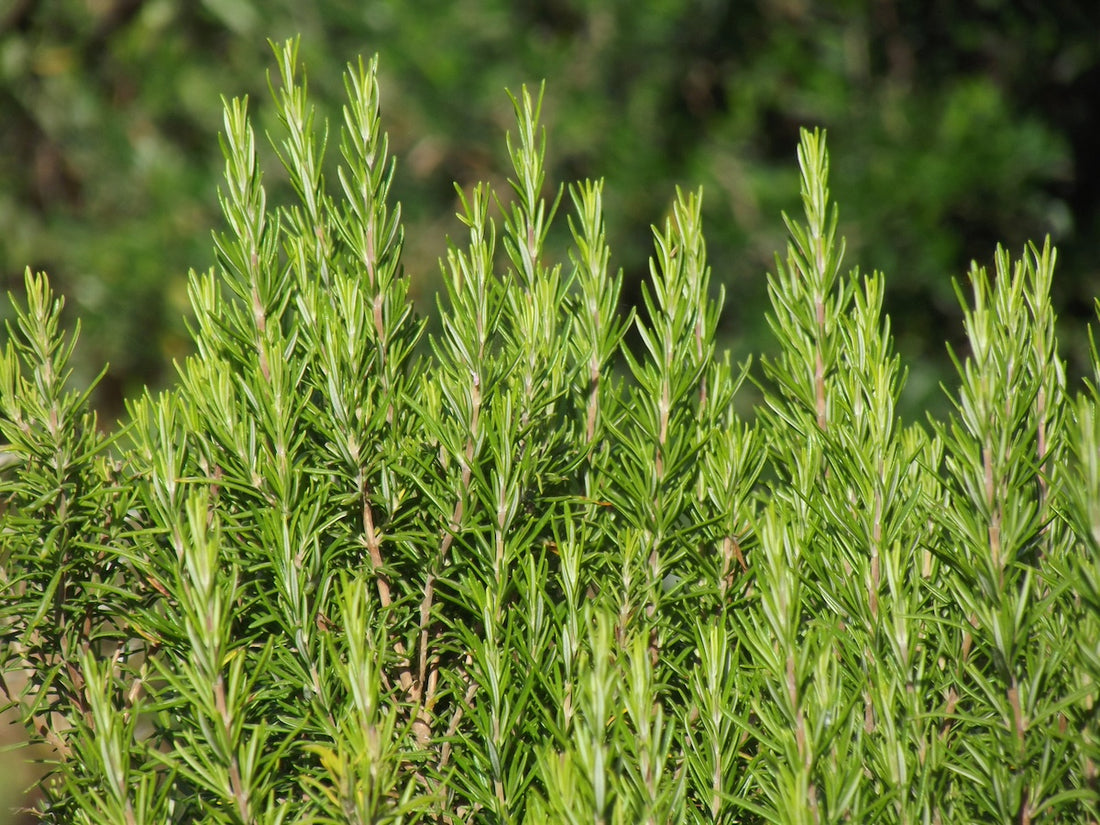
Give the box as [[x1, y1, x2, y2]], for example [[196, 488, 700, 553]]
[[3, 1, 1099, 422], [1, 1, 1100, 818]]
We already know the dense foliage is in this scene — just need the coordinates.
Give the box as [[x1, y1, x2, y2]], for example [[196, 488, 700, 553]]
[[2, 41, 1099, 823], [3, 1, 1099, 415]]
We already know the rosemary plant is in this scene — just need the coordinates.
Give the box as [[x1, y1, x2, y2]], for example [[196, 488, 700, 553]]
[[1, 39, 1097, 823]]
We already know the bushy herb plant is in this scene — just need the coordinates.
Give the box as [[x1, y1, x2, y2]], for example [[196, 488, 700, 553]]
[[2, 40, 1098, 823]]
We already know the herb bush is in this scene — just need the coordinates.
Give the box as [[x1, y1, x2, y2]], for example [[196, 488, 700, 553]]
[[2, 40, 1098, 823]]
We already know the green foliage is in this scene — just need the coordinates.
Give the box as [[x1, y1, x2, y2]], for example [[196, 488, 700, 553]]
[[2, 40, 1099, 823], [4, 1, 1095, 418]]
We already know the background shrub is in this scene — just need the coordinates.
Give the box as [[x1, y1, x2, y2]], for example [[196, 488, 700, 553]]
[[2, 2, 1099, 417]]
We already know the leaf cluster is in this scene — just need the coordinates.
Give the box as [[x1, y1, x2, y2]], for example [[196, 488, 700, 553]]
[[1, 40, 1098, 823]]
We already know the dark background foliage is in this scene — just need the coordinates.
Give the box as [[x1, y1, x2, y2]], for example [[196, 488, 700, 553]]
[[2, 1, 1098, 418]]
